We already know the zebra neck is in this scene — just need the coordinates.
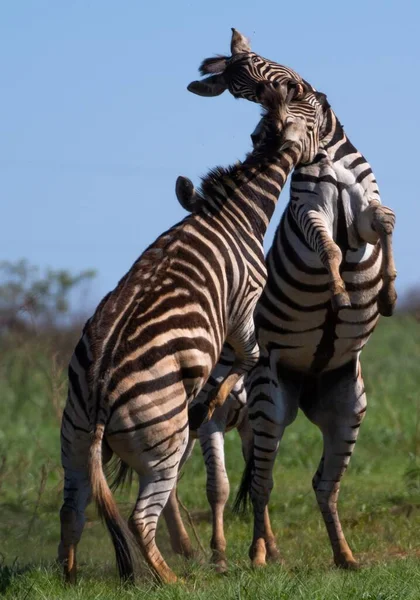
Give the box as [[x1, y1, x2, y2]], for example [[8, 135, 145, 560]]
[[225, 144, 302, 242], [322, 109, 352, 157], [321, 108, 376, 193]]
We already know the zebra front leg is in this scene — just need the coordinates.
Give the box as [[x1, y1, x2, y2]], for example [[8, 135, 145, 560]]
[[357, 200, 397, 316], [189, 329, 259, 430], [162, 438, 196, 559], [294, 207, 350, 311], [301, 360, 367, 569], [372, 204, 397, 316]]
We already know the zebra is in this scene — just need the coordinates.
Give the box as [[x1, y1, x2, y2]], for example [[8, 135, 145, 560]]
[[58, 76, 327, 585], [166, 28, 397, 571]]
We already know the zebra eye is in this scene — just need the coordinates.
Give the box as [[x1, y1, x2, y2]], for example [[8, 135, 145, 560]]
[[252, 56, 259, 63]]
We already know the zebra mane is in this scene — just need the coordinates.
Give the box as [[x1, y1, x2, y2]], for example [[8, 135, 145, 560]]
[[198, 123, 281, 201], [199, 55, 229, 75]]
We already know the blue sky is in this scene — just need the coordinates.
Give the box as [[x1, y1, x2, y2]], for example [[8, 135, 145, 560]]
[[1, 1, 419, 312]]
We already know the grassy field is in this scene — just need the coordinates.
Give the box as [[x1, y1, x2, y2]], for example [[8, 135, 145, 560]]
[[1, 316, 419, 599]]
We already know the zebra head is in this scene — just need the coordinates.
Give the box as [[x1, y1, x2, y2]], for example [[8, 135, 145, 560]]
[[188, 29, 308, 100], [252, 79, 324, 164], [176, 78, 324, 214], [187, 29, 329, 160]]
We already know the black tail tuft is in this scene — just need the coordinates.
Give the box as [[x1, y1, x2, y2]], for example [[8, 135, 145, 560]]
[[103, 514, 135, 583], [232, 452, 254, 514], [89, 424, 139, 583]]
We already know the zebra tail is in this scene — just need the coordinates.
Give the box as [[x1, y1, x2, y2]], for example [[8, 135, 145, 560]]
[[107, 456, 134, 493], [89, 423, 137, 582], [232, 449, 254, 514]]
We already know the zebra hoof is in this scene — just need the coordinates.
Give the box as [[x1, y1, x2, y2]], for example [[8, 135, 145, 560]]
[[214, 560, 228, 575], [188, 403, 209, 431], [377, 286, 397, 317], [331, 292, 351, 312], [211, 550, 228, 574], [334, 556, 360, 570]]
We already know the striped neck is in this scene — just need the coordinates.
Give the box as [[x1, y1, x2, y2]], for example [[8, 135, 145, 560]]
[[322, 108, 358, 163], [222, 142, 303, 242]]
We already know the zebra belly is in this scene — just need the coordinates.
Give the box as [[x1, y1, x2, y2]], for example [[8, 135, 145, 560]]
[[257, 243, 382, 374]]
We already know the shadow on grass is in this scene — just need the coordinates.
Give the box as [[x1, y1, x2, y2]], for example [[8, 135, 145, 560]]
[[0, 558, 45, 595]]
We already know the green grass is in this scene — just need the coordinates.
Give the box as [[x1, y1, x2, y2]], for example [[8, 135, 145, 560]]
[[1, 316, 420, 599]]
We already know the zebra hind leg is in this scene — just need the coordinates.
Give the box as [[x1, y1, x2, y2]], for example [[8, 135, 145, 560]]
[[128, 426, 189, 586], [162, 438, 197, 560], [58, 468, 91, 584], [241, 359, 298, 568], [302, 361, 367, 569], [246, 425, 285, 568], [163, 487, 196, 559], [129, 470, 180, 584], [237, 415, 282, 563]]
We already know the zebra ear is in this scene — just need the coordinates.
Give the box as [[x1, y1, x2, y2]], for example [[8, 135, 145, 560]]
[[187, 74, 227, 97], [175, 176, 199, 212], [199, 56, 229, 75], [231, 28, 251, 54]]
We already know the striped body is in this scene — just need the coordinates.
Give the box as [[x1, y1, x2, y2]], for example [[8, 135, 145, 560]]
[[60, 200, 268, 585], [66, 214, 266, 442], [171, 30, 397, 571], [257, 143, 383, 375], [58, 80, 325, 584]]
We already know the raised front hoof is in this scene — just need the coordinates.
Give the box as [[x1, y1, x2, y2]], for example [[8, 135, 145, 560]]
[[188, 403, 209, 431], [378, 287, 397, 317], [331, 292, 351, 312]]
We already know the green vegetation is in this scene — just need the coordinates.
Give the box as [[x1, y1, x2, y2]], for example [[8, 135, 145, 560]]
[[1, 306, 419, 598]]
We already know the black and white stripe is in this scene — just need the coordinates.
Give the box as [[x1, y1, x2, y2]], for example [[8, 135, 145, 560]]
[[172, 29, 397, 570], [57, 80, 325, 584]]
